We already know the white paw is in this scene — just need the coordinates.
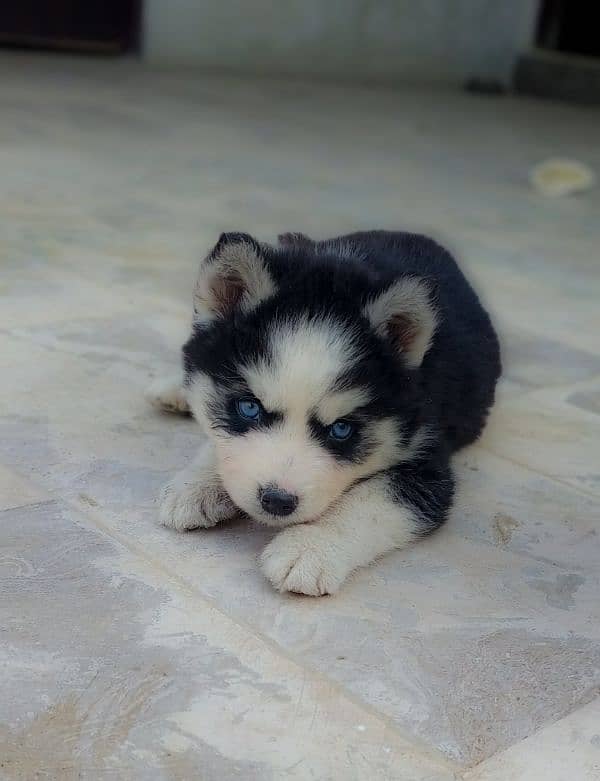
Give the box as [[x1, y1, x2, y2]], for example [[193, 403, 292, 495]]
[[260, 527, 348, 596], [159, 478, 238, 531], [146, 376, 190, 415]]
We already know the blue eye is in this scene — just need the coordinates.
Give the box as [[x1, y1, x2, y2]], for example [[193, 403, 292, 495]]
[[329, 420, 354, 441], [237, 398, 262, 421]]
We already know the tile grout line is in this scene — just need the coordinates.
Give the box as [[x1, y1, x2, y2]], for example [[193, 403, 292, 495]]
[[502, 372, 600, 395], [478, 442, 600, 502], [461, 692, 600, 779]]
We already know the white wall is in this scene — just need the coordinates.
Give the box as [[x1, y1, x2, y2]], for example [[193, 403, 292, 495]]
[[143, 0, 539, 86]]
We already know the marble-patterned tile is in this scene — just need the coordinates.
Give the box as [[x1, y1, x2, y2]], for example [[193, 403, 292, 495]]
[[466, 262, 600, 358], [0, 464, 50, 511], [0, 257, 163, 330], [465, 697, 600, 781], [251, 533, 600, 765], [7, 312, 189, 371], [85, 501, 600, 766], [0, 500, 454, 781], [568, 387, 600, 417], [500, 328, 600, 389], [453, 448, 600, 571], [480, 384, 600, 496]]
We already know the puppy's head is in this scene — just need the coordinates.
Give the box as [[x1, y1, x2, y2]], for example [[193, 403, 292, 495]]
[[184, 233, 437, 526]]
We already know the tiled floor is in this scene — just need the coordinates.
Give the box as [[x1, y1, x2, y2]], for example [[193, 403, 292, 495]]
[[1, 53, 599, 780]]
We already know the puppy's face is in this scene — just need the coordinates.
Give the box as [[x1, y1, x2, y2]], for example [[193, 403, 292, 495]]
[[184, 233, 436, 526], [190, 316, 408, 525]]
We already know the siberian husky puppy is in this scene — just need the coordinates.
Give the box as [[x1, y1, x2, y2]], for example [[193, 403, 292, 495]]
[[149, 230, 500, 595]]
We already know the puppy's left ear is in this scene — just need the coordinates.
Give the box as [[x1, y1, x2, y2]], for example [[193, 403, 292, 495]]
[[363, 278, 438, 367], [194, 232, 276, 322]]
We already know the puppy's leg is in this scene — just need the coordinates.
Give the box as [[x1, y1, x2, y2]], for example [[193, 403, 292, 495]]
[[145, 373, 190, 415], [160, 440, 238, 530], [261, 467, 452, 596]]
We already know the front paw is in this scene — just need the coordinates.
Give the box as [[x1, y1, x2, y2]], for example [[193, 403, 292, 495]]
[[145, 376, 190, 415], [260, 527, 347, 596], [159, 479, 238, 531]]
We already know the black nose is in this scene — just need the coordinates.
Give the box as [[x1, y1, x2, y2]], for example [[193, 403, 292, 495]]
[[259, 486, 298, 517]]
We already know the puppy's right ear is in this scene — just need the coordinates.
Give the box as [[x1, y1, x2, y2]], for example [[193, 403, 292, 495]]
[[194, 233, 276, 322]]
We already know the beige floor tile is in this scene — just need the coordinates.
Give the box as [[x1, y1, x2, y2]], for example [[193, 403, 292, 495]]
[[568, 384, 600, 416], [454, 447, 600, 572], [0, 464, 50, 511], [1, 500, 455, 781], [480, 384, 600, 496], [499, 327, 600, 390], [466, 262, 600, 357], [465, 697, 600, 781]]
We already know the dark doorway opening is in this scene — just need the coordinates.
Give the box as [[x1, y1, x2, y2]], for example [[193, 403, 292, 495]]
[[515, 0, 600, 105], [0, 1, 141, 55], [537, 0, 600, 58]]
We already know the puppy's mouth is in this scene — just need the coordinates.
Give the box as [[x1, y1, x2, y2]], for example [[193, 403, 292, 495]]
[[248, 499, 330, 528], [251, 508, 307, 528]]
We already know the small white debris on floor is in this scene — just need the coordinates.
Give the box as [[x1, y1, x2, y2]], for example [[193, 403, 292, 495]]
[[530, 158, 596, 197]]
